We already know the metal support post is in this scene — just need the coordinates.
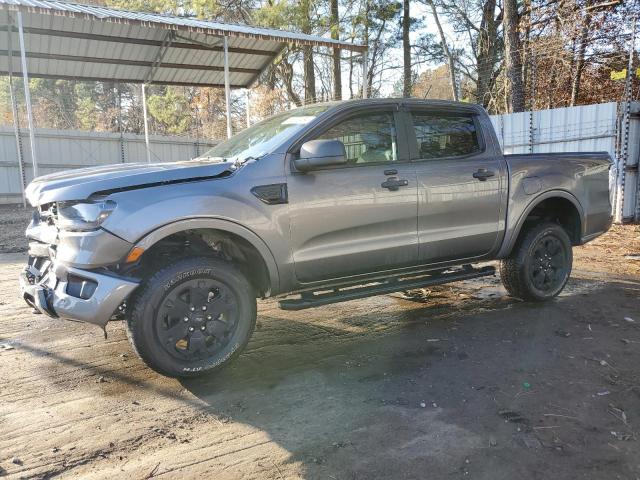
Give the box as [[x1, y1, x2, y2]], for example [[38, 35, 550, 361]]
[[246, 89, 251, 128], [7, 13, 26, 206], [616, 17, 637, 222], [141, 84, 151, 164], [17, 11, 38, 178], [224, 36, 233, 139]]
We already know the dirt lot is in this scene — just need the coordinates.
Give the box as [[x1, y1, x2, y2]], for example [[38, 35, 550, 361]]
[[0, 207, 639, 479]]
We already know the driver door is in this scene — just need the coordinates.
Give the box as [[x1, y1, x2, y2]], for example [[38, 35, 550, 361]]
[[286, 107, 418, 283]]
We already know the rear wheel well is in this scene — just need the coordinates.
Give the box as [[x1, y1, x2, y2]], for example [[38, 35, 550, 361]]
[[132, 229, 271, 297], [520, 197, 582, 245]]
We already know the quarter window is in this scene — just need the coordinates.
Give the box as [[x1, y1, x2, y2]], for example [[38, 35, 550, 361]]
[[316, 112, 398, 164], [411, 112, 480, 159]]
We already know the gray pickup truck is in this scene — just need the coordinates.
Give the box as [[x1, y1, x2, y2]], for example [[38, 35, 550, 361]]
[[20, 99, 613, 377]]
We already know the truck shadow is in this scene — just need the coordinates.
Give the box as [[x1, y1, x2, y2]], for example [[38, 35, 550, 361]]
[[6, 276, 638, 478], [177, 276, 639, 478]]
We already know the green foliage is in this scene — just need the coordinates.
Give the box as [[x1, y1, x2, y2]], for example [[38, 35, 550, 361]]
[[76, 97, 98, 130], [105, 0, 184, 14], [254, 0, 315, 31], [147, 87, 193, 134]]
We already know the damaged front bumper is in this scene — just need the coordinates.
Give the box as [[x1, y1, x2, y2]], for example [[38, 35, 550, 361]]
[[20, 256, 139, 328]]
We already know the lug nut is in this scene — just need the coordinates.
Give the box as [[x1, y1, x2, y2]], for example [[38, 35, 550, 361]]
[[190, 306, 195, 312], [200, 326, 206, 331], [201, 306, 207, 311], [188, 327, 194, 332], [206, 315, 212, 320], [183, 317, 189, 322]]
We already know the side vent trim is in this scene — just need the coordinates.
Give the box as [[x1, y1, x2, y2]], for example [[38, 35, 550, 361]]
[[251, 183, 288, 205]]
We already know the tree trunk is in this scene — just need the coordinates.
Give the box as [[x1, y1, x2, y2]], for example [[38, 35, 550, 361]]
[[278, 57, 302, 106], [476, 0, 498, 107], [570, 2, 592, 106], [301, 0, 316, 104], [330, 0, 342, 100], [503, 0, 525, 112], [402, 0, 411, 97], [303, 46, 316, 104], [427, 0, 458, 101], [363, 0, 371, 98]]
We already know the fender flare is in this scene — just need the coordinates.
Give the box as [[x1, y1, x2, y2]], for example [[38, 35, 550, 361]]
[[498, 189, 584, 258], [133, 218, 280, 293]]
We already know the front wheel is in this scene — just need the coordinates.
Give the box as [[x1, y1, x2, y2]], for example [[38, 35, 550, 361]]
[[126, 257, 256, 378], [500, 222, 573, 302]]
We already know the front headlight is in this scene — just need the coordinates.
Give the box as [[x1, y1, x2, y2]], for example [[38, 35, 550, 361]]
[[57, 200, 117, 232]]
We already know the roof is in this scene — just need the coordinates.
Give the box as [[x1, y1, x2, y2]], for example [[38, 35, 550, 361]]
[[0, 0, 366, 88]]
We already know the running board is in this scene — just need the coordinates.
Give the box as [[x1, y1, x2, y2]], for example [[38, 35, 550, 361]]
[[279, 265, 496, 311]]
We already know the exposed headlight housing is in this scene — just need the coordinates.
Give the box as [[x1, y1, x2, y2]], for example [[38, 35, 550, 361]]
[[57, 200, 117, 232]]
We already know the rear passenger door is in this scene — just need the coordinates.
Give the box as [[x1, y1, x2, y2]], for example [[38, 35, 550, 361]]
[[407, 107, 504, 265]]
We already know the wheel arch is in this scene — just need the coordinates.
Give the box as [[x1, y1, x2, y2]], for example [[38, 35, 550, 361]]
[[132, 218, 280, 296], [499, 190, 584, 258]]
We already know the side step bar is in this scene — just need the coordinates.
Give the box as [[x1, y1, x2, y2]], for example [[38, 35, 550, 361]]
[[279, 265, 496, 311]]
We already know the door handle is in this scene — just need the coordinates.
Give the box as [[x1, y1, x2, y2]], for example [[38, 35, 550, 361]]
[[384, 169, 398, 176], [472, 169, 495, 181], [381, 178, 409, 191]]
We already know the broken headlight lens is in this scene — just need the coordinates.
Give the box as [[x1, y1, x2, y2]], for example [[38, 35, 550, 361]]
[[57, 200, 117, 232]]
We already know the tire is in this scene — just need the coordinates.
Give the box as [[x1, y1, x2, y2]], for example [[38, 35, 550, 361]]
[[500, 222, 573, 302], [126, 256, 256, 378]]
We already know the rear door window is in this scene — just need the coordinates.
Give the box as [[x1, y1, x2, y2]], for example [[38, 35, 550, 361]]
[[410, 112, 481, 160]]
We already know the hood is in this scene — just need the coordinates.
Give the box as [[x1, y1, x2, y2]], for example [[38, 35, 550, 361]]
[[26, 159, 236, 206]]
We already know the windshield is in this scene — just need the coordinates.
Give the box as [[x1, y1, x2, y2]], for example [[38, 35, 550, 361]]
[[199, 104, 333, 163]]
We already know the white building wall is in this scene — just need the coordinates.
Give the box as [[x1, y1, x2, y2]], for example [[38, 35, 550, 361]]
[[0, 127, 218, 204], [491, 102, 640, 222]]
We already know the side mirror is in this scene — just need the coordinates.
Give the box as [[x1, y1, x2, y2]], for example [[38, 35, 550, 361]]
[[293, 139, 347, 172]]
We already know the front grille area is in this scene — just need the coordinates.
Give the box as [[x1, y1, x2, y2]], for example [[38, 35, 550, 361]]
[[28, 203, 60, 260], [37, 203, 58, 226]]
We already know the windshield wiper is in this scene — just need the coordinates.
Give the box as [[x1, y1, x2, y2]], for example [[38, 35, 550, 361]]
[[235, 155, 263, 167], [194, 156, 226, 163]]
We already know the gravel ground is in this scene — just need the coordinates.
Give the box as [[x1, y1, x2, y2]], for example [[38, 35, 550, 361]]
[[0, 209, 639, 479], [0, 205, 32, 254]]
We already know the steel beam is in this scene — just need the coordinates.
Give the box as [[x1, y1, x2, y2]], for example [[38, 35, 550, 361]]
[[0, 71, 244, 88], [0, 26, 280, 56], [0, 50, 261, 75]]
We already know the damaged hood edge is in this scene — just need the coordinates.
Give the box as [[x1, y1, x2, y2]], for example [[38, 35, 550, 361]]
[[26, 160, 237, 206]]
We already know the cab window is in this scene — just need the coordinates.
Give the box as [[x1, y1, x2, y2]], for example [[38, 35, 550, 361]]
[[315, 111, 398, 164], [411, 112, 480, 159]]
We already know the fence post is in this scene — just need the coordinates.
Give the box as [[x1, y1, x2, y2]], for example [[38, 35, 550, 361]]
[[528, 110, 534, 154], [615, 16, 636, 223]]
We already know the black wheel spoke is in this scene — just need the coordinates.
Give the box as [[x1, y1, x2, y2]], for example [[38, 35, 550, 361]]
[[163, 298, 189, 318], [550, 253, 564, 269], [165, 321, 189, 341], [532, 269, 545, 288], [206, 319, 228, 337], [188, 331, 207, 354], [189, 285, 210, 306]]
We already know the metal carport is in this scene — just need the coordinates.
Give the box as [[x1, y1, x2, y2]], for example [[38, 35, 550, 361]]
[[0, 0, 367, 203]]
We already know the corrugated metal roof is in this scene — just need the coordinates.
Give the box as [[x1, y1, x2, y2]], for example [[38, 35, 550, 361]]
[[0, 0, 366, 88]]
